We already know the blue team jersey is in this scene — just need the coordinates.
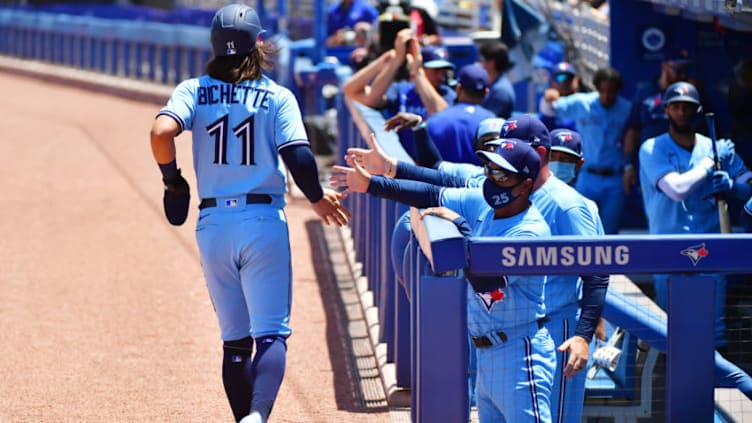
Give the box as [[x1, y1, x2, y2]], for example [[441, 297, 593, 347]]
[[627, 79, 667, 143], [482, 74, 515, 119], [158, 75, 309, 203], [426, 103, 495, 165], [530, 176, 602, 314], [640, 133, 748, 234], [437, 161, 484, 187], [553, 92, 631, 172], [385, 81, 456, 158], [326, 0, 379, 36], [439, 187, 550, 337]]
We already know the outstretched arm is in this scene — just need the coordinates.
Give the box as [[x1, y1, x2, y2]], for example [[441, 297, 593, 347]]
[[330, 159, 443, 208], [342, 50, 397, 108], [280, 144, 351, 226], [406, 43, 448, 115], [384, 112, 443, 168]]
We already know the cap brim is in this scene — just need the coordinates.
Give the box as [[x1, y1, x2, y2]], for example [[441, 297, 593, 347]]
[[424, 60, 455, 69], [476, 150, 519, 174], [666, 96, 700, 105], [554, 73, 576, 83], [550, 145, 582, 158]]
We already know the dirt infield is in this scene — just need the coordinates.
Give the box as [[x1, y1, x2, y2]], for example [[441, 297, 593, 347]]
[[0, 71, 391, 423]]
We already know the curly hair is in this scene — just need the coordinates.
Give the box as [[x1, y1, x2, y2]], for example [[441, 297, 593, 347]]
[[206, 41, 278, 83]]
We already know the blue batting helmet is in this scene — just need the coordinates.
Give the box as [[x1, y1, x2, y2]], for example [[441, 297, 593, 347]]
[[210, 4, 265, 57], [663, 81, 701, 107]]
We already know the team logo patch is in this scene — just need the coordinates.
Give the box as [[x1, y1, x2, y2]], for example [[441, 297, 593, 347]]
[[225, 198, 238, 207], [477, 288, 506, 311], [226, 40, 237, 55], [232, 355, 244, 363], [680, 242, 709, 266], [674, 85, 690, 96], [501, 121, 517, 135], [557, 132, 573, 143]]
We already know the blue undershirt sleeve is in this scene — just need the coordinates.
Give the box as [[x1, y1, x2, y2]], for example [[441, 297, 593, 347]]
[[279, 144, 324, 203], [366, 176, 442, 208], [395, 161, 467, 187], [575, 274, 610, 342], [413, 126, 444, 169]]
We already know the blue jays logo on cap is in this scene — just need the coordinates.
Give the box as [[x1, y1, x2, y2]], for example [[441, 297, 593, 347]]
[[681, 243, 709, 266], [499, 115, 551, 148], [674, 85, 690, 95], [550, 128, 583, 158]]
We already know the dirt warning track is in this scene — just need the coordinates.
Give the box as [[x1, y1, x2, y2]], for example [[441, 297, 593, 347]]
[[0, 70, 390, 423]]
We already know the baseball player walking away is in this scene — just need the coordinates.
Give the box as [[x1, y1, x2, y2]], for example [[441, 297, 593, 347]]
[[149, 4, 350, 422]]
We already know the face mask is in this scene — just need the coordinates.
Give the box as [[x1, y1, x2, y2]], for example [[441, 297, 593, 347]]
[[550, 161, 576, 184], [483, 178, 519, 209]]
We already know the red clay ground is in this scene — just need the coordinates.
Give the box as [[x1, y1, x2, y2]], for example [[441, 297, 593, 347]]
[[0, 70, 391, 423]]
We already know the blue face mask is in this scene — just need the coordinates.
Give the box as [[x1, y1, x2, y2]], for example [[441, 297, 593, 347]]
[[549, 161, 576, 184], [483, 178, 519, 209]]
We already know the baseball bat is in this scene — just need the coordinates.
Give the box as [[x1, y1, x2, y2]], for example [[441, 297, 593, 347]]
[[705, 112, 732, 234]]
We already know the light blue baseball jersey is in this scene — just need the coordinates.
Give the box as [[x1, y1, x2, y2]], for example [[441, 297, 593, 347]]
[[553, 92, 631, 171], [640, 133, 748, 234], [531, 176, 601, 315], [158, 74, 309, 203], [159, 74, 307, 341], [441, 186, 555, 423], [436, 161, 485, 187], [439, 187, 550, 335]]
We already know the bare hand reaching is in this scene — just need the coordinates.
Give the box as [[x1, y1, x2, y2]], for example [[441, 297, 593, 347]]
[[384, 112, 424, 132], [345, 132, 396, 176], [329, 158, 373, 198], [311, 188, 351, 226]]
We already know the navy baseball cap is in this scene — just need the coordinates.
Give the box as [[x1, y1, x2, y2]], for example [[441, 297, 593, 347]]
[[552, 62, 576, 83], [422, 46, 454, 69], [493, 115, 551, 148], [475, 117, 505, 142], [550, 129, 583, 158], [477, 138, 541, 182], [457, 63, 489, 92]]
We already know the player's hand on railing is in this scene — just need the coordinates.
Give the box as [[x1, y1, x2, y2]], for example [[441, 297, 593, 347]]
[[330, 158, 373, 198], [420, 206, 460, 222], [312, 188, 351, 226], [385, 112, 424, 132], [557, 335, 590, 378], [345, 133, 396, 176]]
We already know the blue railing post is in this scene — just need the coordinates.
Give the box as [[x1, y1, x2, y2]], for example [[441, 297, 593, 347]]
[[667, 275, 715, 421]]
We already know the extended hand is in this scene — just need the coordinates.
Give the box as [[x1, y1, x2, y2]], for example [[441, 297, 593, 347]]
[[311, 188, 351, 226], [384, 112, 424, 132], [329, 159, 373, 197], [345, 133, 395, 175], [557, 336, 590, 378]]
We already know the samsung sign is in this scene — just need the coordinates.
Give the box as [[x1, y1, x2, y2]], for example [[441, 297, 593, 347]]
[[500, 245, 630, 267], [465, 235, 752, 276]]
